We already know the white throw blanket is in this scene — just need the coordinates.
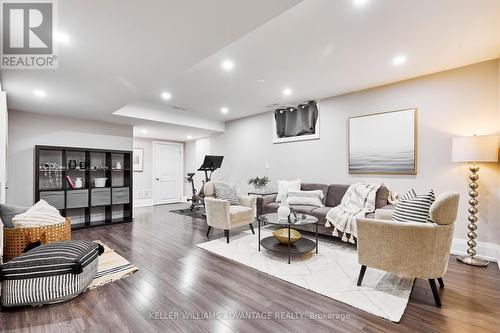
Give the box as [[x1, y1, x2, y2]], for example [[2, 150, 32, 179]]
[[325, 183, 382, 244], [12, 199, 66, 228]]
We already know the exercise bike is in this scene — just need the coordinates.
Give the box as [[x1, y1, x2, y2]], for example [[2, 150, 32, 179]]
[[185, 172, 204, 212], [183, 155, 224, 213]]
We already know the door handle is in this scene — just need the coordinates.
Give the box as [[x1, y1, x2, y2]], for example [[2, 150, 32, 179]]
[[156, 178, 160, 181]]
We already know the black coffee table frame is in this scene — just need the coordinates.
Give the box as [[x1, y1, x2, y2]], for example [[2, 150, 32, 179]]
[[258, 213, 319, 264]]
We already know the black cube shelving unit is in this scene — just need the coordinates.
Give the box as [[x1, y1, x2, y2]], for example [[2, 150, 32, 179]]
[[34, 145, 133, 229]]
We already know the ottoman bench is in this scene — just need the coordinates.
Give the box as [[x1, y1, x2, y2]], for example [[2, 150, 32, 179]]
[[0, 240, 104, 307]]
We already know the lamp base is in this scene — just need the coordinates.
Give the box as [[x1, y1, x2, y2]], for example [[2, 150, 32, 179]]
[[457, 255, 489, 267]]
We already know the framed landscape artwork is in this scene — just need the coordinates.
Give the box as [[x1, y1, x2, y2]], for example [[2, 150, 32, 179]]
[[348, 108, 417, 175]]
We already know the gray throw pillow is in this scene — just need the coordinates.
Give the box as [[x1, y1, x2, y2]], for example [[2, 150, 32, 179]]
[[0, 204, 29, 228], [213, 183, 240, 206]]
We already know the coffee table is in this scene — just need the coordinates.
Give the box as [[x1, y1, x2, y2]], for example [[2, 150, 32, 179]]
[[258, 213, 319, 264]]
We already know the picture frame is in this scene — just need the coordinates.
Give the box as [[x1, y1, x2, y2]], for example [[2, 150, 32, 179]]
[[133, 147, 144, 172], [272, 101, 320, 144], [348, 108, 418, 175]]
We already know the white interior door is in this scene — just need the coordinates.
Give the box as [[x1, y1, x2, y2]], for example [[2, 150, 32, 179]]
[[153, 142, 183, 205]]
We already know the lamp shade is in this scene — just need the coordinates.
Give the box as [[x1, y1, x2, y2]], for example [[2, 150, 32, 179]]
[[452, 135, 499, 162]]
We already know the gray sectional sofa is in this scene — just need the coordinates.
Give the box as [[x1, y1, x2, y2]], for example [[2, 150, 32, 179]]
[[256, 183, 393, 236]]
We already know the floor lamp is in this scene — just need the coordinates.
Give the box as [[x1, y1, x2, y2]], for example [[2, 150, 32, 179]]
[[452, 135, 499, 267]]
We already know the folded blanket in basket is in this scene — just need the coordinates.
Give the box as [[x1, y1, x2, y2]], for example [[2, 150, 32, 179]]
[[12, 199, 66, 228]]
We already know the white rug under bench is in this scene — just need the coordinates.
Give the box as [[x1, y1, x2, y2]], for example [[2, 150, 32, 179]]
[[197, 228, 414, 322]]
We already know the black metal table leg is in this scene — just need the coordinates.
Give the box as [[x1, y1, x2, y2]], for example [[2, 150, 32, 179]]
[[315, 222, 318, 254], [258, 218, 261, 251], [288, 225, 291, 264]]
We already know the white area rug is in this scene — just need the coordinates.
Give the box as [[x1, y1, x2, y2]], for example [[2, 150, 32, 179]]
[[197, 229, 414, 322]]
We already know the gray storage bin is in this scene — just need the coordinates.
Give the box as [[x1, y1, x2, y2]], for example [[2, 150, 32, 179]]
[[66, 189, 89, 209], [91, 188, 111, 206], [112, 187, 129, 205], [40, 191, 65, 209]]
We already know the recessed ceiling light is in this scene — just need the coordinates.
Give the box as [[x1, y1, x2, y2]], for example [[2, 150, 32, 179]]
[[141, 129, 148, 134], [33, 90, 46, 97], [392, 54, 407, 66], [256, 79, 265, 83], [220, 107, 229, 114], [283, 88, 292, 96], [353, 0, 370, 7], [161, 91, 172, 100], [187, 135, 193, 140], [54, 31, 70, 44], [221, 60, 234, 71]]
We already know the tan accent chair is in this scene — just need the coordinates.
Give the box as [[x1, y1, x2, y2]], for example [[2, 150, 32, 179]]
[[204, 182, 257, 243], [356, 192, 460, 307]]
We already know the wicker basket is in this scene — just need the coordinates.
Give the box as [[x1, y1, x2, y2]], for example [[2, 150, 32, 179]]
[[2, 218, 72, 262]]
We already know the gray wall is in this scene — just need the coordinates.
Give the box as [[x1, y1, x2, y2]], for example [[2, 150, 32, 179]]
[[184, 137, 211, 196], [7, 110, 133, 206], [0, 92, 7, 204], [132, 137, 154, 206], [187, 60, 500, 254]]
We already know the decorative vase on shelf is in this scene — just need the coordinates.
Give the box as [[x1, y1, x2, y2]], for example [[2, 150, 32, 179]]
[[68, 160, 77, 169], [277, 204, 290, 221], [74, 177, 83, 189], [116, 161, 122, 170]]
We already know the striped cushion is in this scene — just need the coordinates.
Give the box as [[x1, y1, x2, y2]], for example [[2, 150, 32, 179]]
[[0, 240, 103, 281], [1, 259, 98, 307], [213, 183, 240, 206], [393, 189, 435, 223]]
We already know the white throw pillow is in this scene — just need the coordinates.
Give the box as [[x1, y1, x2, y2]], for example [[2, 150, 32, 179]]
[[276, 179, 301, 203], [286, 190, 324, 207]]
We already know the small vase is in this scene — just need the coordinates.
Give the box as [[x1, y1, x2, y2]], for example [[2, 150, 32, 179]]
[[68, 160, 77, 169], [277, 204, 290, 221], [254, 185, 266, 193], [74, 177, 83, 188]]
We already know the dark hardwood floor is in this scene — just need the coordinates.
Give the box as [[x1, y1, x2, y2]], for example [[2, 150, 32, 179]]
[[1, 204, 499, 333]]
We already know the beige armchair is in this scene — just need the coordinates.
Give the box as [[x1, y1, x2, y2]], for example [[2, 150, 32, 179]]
[[356, 192, 460, 307], [204, 182, 257, 243]]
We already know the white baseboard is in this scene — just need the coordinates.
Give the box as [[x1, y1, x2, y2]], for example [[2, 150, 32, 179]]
[[134, 198, 153, 208], [451, 238, 500, 269]]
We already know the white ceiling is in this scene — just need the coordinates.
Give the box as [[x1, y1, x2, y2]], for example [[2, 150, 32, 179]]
[[132, 120, 216, 143], [2, 0, 500, 141], [1, 0, 301, 122]]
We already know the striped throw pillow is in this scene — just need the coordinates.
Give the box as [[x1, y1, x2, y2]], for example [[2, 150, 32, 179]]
[[213, 183, 240, 206], [393, 189, 435, 223]]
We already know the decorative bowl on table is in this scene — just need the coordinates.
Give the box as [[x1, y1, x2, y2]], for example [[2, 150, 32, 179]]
[[272, 228, 301, 245]]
